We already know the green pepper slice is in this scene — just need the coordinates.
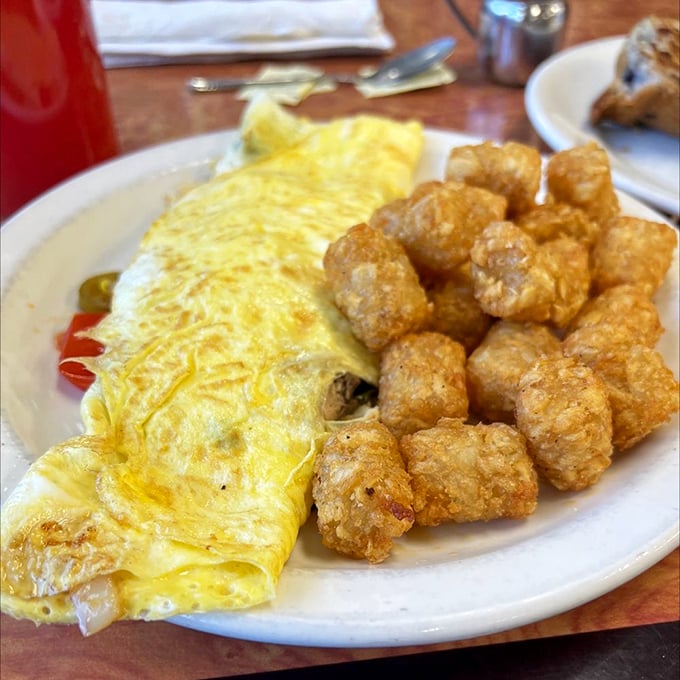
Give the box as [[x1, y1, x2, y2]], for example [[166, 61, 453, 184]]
[[78, 272, 120, 313]]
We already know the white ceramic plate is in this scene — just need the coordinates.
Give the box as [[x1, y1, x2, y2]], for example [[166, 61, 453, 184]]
[[1, 128, 678, 648], [525, 36, 680, 216]]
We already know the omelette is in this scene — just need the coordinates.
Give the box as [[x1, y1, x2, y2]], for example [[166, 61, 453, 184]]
[[0, 96, 423, 633]]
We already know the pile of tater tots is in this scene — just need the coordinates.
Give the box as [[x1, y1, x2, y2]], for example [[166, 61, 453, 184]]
[[312, 140, 679, 564]]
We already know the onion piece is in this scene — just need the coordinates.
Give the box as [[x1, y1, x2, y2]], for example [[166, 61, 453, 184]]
[[70, 575, 121, 636]]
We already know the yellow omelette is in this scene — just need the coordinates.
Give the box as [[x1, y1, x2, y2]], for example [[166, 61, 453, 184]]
[[0, 97, 423, 633]]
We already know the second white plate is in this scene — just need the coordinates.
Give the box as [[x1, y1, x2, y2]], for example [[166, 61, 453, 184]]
[[526, 36, 680, 215]]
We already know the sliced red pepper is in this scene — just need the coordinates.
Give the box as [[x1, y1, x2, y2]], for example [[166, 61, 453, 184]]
[[57, 312, 106, 390]]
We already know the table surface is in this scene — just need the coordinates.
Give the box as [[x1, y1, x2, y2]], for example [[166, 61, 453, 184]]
[[1, 1, 679, 678]]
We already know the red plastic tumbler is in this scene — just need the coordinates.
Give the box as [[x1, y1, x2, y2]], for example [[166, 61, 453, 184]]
[[1, 0, 120, 221]]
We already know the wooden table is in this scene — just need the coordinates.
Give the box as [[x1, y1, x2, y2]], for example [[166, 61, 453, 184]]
[[2, 1, 678, 678]]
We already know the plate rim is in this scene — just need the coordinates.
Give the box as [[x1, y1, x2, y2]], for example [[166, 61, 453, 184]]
[[1, 125, 678, 648]]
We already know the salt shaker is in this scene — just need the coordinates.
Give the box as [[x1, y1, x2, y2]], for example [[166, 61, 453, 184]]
[[446, 0, 569, 86]]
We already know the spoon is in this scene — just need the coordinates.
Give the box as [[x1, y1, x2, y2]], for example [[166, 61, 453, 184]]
[[187, 36, 456, 93]]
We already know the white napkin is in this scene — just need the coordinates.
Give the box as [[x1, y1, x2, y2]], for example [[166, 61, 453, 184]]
[[92, 0, 395, 68]]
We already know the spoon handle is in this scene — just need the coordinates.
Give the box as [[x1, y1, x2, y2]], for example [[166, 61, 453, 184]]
[[187, 74, 347, 92]]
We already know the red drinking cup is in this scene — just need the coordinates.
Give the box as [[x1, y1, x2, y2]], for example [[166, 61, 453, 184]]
[[1, 0, 120, 222]]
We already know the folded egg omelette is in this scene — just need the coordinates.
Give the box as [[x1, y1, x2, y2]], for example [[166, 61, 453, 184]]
[[0, 97, 423, 633]]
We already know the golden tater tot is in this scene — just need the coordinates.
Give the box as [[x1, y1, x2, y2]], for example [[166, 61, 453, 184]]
[[562, 329, 680, 450], [401, 417, 538, 526], [425, 261, 493, 354], [312, 421, 415, 564], [470, 221, 556, 322], [384, 180, 507, 276], [590, 216, 678, 296], [542, 237, 591, 328], [562, 322, 641, 364], [379, 331, 468, 439], [368, 196, 407, 234], [566, 284, 663, 348], [445, 140, 542, 217], [466, 320, 561, 423], [585, 344, 678, 451], [546, 142, 619, 225], [515, 201, 600, 249], [323, 222, 431, 352], [515, 355, 613, 491]]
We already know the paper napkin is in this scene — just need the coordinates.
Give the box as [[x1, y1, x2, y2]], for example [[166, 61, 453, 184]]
[[92, 0, 395, 68]]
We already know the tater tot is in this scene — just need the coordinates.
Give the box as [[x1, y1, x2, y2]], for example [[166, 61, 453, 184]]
[[368, 196, 407, 234], [515, 355, 613, 491], [426, 261, 493, 354], [562, 328, 680, 450], [515, 201, 600, 249], [542, 237, 591, 328], [590, 216, 678, 296], [565, 284, 663, 348], [545, 142, 620, 225], [586, 344, 679, 451], [445, 140, 542, 217], [323, 223, 431, 352], [384, 180, 507, 276], [378, 331, 468, 439], [562, 321, 640, 365], [470, 221, 556, 322], [312, 421, 415, 563], [400, 417, 538, 526], [466, 320, 561, 423]]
